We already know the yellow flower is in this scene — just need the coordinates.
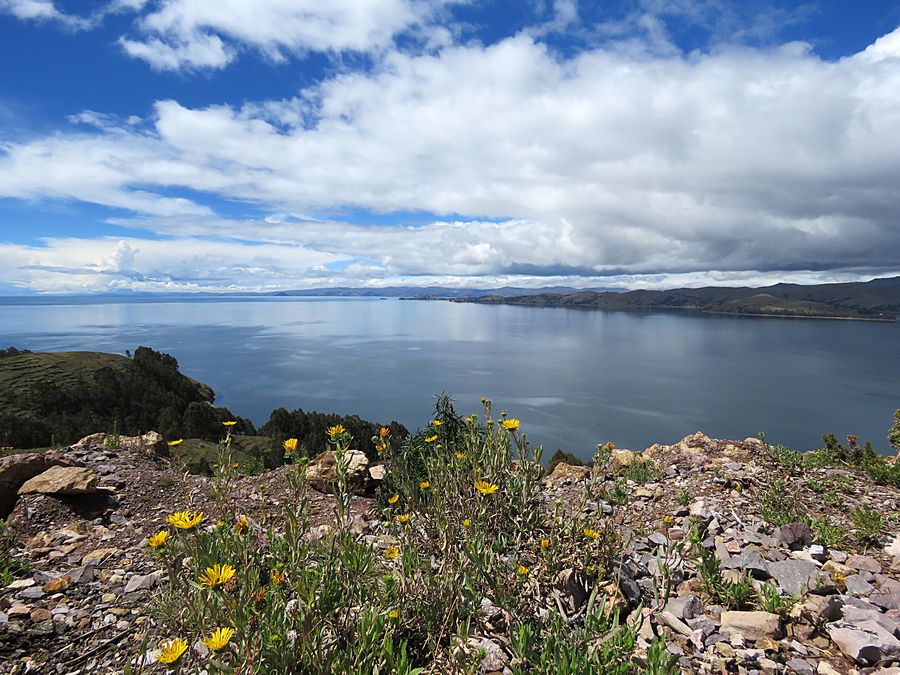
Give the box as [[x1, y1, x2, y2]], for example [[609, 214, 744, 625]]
[[388, 494, 400, 505], [540, 538, 550, 549], [425, 435, 438, 443], [379, 426, 390, 438], [583, 527, 601, 540], [283, 438, 298, 454], [232, 462, 239, 468], [462, 518, 471, 527], [234, 516, 248, 534], [431, 419, 442, 426], [516, 564, 529, 576], [147, 531, 169, 548], [167, 439, 183, 447], [419, 481, 430, 489], [834, 571, 847, 584], [327, 424, 346, 439], [167, 511, 205, 530], [385, 546, 399, 560], [270, 569, 285, 586], [375, 442, 386, 453], [199, 563, 236, 589], [474, 479, 499, 496], [201, 627, 235, 651], [663, 516, 674, 526], [388, 608, 399, 619], [223, 420, 237, 427], [396, 514, 410, 523], [454, 451, 467, 459], [501, 419, 521, 431], [466, 414, 478, 424], [157, 638, 188, 664]]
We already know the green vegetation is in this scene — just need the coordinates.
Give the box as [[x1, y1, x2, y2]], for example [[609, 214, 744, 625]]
[[547, 448, 585, 473], [622, 460, 661, 484], [261, 407, 407, 462], [850, 506, 884, 547], [143, 398, 666, 673], [695, 547, 755, 610], [761, 426, 900, 488], [0, 347, 252, 448], [0, 519, 30, 586]]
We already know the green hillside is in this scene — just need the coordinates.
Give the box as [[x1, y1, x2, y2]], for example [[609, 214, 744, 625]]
[[0, 347, 252, 448]]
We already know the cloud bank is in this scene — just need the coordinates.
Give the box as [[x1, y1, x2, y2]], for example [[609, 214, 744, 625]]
[[1, 4, 899, 293]]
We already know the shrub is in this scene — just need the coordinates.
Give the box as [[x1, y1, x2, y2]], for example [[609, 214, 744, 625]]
[[547, 449, 584, 473], [142, 397, 644, 672]]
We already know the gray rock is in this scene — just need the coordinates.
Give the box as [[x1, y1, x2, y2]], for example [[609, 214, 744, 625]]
[[123, 572, 160, 594], [554, 569, 588, 612], [721, 548, 770, 578], [665, 594, 702, 621], [827, 619, 900, 665], [786, 659, 815, 675], [870, 592, 900, 611], [844, 574, 875, 597], [776, 522, 813, 550], [841, 605, 900, 638], [846, 554, 881, 574], [768, 559, 819, 596]]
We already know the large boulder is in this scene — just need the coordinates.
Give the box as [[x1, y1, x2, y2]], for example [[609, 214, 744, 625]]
[[720, 611, 783, 641], [827, 620, 900, 665], [548, 462, 590, 484], [608, 449, 645, 476], [306, 450, 369, 494], [71, 431, 168, 456], [18, 466, 100, 495], [0, 451, 78, 517]]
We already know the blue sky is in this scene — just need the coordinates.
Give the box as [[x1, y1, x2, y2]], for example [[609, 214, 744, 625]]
[[1, 1, 899, 294]]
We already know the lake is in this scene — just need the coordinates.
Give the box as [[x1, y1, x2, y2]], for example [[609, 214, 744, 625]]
[[1, 296, 898, 460]]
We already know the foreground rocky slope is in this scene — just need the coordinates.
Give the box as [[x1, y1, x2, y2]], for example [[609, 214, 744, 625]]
[[0, 430, 898, 673]]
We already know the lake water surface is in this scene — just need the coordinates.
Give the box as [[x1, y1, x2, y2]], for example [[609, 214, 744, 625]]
[[1, 296, 898, 460]]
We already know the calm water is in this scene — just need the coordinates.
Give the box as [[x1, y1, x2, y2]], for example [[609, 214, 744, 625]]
[[1, 296, 898, 460]]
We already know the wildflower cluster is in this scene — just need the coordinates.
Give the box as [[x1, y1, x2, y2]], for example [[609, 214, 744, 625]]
[[144, 394, 656, 672]]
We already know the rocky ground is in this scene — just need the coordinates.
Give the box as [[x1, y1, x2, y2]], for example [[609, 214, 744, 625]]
[[0, 431, 898, 674]]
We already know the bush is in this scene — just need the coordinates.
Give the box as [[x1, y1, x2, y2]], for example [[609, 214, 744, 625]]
[[547, 449, 584, 473], [143, 398, 646, 672]]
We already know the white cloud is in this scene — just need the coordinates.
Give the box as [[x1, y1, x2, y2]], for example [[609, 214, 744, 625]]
[[2, 27, 900, 291], [0, 0, 91, 29], [118, 0, 457, 70]]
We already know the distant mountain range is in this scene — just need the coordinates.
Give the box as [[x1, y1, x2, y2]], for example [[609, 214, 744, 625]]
[[265, 285, 619, 298], [434, 276, 900, 321]]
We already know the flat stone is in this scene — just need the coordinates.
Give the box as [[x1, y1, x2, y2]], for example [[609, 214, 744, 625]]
[[870, 592, 900, 611], [846, 554, 882, 574], [665, 594, 702, 621], [30, 608, 52, 623], [123, 573, 160, 594], [786, 658, 815, 674], [827, 620, 900, 665], [720, 611, 783, 641], [42, 576, 71, 593], [844, 575, 875, 597], [81, 548, 121, 566], [769, 559, 820, 596], [5, 579, 35, 590], [18, 587, 45, 600], [721, 548, 769, 578], [18, 466, 99, 495]]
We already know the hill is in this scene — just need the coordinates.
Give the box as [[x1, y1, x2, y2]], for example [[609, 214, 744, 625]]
[[0, 347, 252, 448], [449, 276, 900, 320]]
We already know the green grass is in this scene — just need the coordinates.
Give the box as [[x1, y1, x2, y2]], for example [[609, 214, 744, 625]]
[[0, 519, 30, 586], [0, 351, 134, 417], [173, 436, 284, 475]]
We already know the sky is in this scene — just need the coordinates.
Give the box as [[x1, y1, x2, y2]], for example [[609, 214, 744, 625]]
[[1, 1, 899, 294]]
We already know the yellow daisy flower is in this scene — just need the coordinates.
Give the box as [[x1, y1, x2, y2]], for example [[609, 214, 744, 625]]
[[385, 546, 399, 560], [167, 511, 205, 530], [419, 481, 430, 489], [501, 419, 521, 431], [167, 439, 183, 447], [201, 627, 235, 651], [157, 638, 188, 664], [396, 514, 410, 523], [388, 494, 400, 505], [583, 527, 601, 540], [327, 425, 346, 439], [199, 563, 236, 589], [474, 479, 499, 496], [282, 438, 298, 454], [424, 435, 438, 443], [147, 531, 169, 548]]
